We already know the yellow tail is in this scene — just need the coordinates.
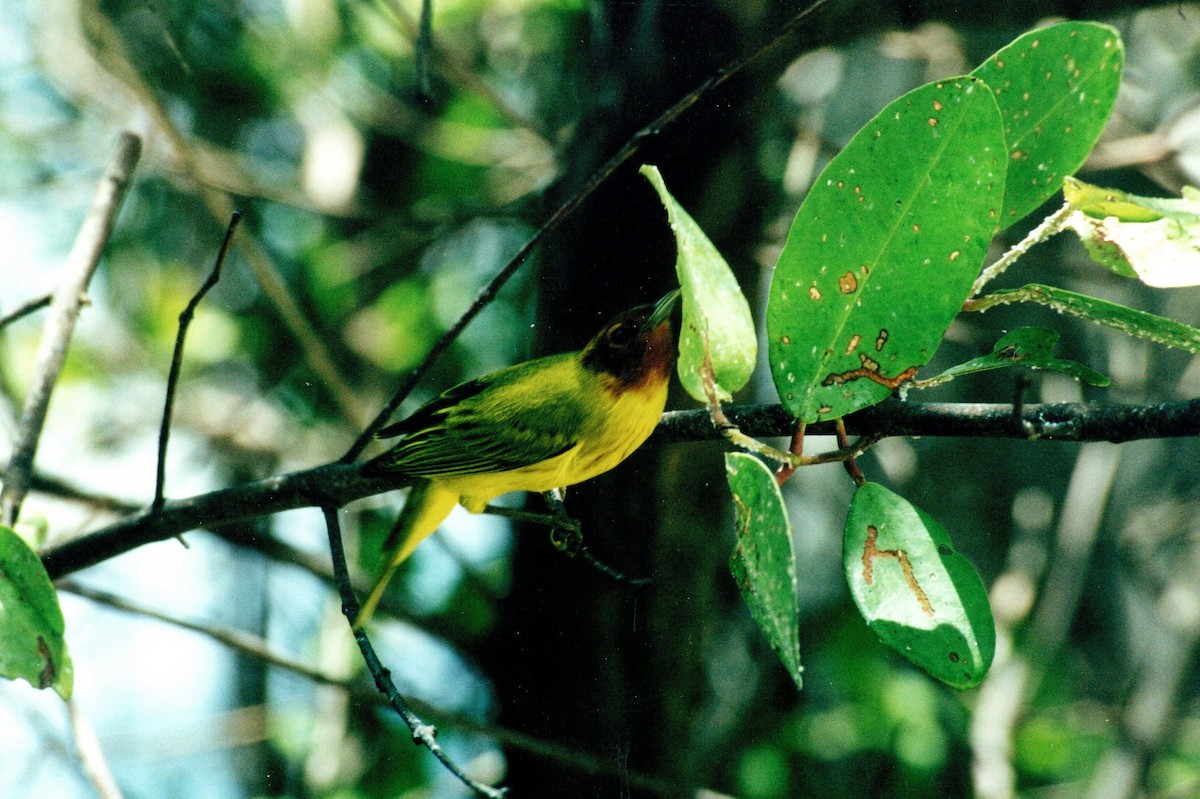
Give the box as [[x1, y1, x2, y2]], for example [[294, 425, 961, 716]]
[[353, 480, 459, 630]]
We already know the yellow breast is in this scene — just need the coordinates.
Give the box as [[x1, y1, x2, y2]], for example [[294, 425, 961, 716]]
[[440, 373, 668, 513]]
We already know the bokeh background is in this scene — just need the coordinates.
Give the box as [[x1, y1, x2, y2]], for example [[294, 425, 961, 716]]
[[3, 1, 1200, 797]]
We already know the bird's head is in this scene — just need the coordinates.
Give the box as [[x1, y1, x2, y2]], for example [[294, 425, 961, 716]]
[[581, 290, 680, 388]]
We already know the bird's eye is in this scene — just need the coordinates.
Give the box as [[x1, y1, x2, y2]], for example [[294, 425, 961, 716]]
[[607, 323, 637, 345]]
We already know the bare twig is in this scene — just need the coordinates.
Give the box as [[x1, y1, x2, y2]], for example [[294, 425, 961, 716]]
[[342, 0, 833, 463], [1, 131, 141, 526], [320, 505, 509, 799], [968, 202, 1073, 298], [66, 697, 125, 799], [0, 293, 53, 332], [153, 212, 242, 513], [62, 579, 705, 796]]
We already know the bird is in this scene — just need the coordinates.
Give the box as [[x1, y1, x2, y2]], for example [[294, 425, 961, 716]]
[[354, 290, 680, 629]]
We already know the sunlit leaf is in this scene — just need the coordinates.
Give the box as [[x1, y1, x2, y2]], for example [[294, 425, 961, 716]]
[[972, 22, 1123, 226], [1063, 177, 1200, 287], [0, 525, 73, 699], [844, 483, 994, 689], [641, 164, 757, 401], [974, 283, 1200, 353], [767, 77, 1005, 423], [921, 326, 1110, 387], [726, 453, 802, 690]]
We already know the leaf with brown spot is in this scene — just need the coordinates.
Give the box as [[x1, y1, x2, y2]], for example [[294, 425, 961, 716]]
[[0, 525, 73, 699], [767, 77, 1005, 422]]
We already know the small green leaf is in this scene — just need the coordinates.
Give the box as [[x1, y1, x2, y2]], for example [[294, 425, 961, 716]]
[[767, 77, 1005, 423], [0, 525, 73, 699], [641, 164, 757, 402], [1063, 177, 1200, 287], [725, 452, 802, 690], [921, 326, 1110, 387], [975, 283, 1200, 354], [844, 483, 994, 689], [972, 22, 1124, 226]]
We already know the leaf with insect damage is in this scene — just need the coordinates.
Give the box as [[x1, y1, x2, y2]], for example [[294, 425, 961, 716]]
[[726, 452, 802, 690], [844, 482, 994, 689]]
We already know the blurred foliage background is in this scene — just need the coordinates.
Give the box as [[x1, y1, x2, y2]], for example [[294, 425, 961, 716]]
[[3, 0, 1200, 797]]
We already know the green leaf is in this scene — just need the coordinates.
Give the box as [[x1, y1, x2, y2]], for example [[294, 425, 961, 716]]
[[1063, 177, 1200, 287], [921, 326, 1110, 387], [0, 525, 73, 699], [767, 77, 1006, 423], [641, 164, 757, 401], [725, 452, 802, 690], [973, 283, 1200, 354], [971, 22, 1124, 226], [844, 483, 994, 689]]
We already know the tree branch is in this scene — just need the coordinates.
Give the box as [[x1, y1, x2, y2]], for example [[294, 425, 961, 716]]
[[41, 397, 1200, 580], [1, 131, 141, 526]]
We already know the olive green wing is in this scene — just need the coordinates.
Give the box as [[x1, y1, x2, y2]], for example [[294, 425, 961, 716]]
[[371, 356, 591, 477]]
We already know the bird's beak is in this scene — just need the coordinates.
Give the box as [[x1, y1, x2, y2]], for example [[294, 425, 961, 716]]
[[640, 289, 681, 334]]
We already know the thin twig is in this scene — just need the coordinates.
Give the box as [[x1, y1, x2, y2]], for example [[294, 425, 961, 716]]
[[372, 0, 548, 137], [66, 697, 126, 799], [342, 0, 833, 463], [61, 580, 342, 686], [320, 505, 509, 799], [968, 203, 1073, 298], [153, 212, 242, 513], [62, 579, 703, 796], [1, 131, 141, 526], [0, 293, 53, 332], [41, 397, 1200, 580], [835, 418, 866, 486], [773, 423, 806, 486]]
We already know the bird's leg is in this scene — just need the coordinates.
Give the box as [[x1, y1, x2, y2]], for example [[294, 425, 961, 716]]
[[543, 488, 583, 553], [540, 490, 652, 587]]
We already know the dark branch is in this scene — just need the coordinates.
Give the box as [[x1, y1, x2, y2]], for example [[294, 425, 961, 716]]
[[42, 463, 410, 579], [651, 397, 1200, 445], [320, 505, 509, 799], [41, 398, 1200, 580], [0, 293, 53, 332]]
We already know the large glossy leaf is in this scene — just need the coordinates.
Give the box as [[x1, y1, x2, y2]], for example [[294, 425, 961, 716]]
[[1063, 177, 1200, 287], [726, 453, 802, 690], [641, 164, 757, 401], [844, 483, 994, 689], [972, 22, 1123, 226], [0, 525, 73, 699], [767, 77, 1005, 423]]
